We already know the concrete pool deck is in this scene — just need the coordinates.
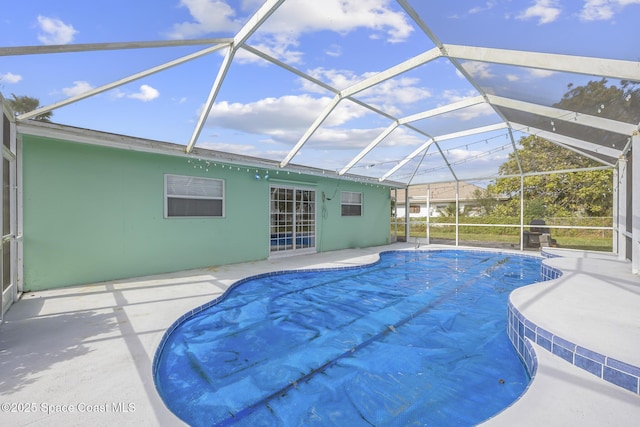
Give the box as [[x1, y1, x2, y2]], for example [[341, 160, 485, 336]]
[[0, 243, 638, 426]]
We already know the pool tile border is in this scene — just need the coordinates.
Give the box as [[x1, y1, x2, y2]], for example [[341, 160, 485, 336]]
[[507, 253, 640, 395], [154, 248, 640, 399]]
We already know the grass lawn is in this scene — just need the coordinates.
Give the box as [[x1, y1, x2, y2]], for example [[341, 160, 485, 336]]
[[393, 229, 613, 252]]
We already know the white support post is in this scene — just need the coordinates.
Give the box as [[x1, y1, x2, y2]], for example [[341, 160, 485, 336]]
[[632, 132, 639, 274], [612, 167, 619, 254], [185, 47, 235, 153], [426, 184, 431, 245], [405, 189, 410, 243], [340, 121, 398, 175], [520, 175, 525, 251], [393, 188, 398, 243], [443, 44, 640, 81], [280, 96, 340, 168], [20, 44, 229, 122], [455, 181, 459, 246], [617, 156, 628, 261], [186, 0, 285, 154]]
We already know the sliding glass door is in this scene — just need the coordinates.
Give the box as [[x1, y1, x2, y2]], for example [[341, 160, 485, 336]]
[[269, 186, 316, 255]]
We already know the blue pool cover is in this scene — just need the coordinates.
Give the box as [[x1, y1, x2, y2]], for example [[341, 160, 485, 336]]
[[154, 250, 542, 426]]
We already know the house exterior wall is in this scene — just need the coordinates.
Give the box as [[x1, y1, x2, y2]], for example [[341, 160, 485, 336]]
[[21, 134, 391, 290]]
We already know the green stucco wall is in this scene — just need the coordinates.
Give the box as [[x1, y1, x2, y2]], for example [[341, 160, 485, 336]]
[[21, 135, 391, 290]]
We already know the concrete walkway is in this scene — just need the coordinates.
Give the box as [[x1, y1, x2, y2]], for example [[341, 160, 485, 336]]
[[0, 244, 638, 426], [483, 248, 640, 426]]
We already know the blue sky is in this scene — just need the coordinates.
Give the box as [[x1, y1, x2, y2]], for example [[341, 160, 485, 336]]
[[1, 0, 639, 184]]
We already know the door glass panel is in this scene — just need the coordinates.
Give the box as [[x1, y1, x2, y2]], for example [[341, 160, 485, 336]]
[[2, 240, 9, 292], [295, 189, 316, 250], [1, 110, 14, 318], [270, 187, 294, 252], [3, 158, 9, 236], [2, 115, 9, 149], [270, 187, 315, 253], [2, 157, 9, 292]]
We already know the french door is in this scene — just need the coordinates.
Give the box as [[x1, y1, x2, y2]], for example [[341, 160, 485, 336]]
[[269, 186, 316, 255]]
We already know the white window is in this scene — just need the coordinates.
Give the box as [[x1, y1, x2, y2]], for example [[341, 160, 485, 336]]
[[164, 174, 224, 218], [341, 191, 362, 216]]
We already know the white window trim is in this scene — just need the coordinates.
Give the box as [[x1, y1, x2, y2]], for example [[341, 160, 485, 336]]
[[164, 174, 225, 218], [341, 191, 363, 217]]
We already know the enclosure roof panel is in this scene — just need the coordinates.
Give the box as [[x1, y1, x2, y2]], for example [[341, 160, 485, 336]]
[[2, 0, 638, 185]]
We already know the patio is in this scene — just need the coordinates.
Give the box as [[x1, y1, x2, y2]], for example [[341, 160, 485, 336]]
[[0, 244, 638, 426]]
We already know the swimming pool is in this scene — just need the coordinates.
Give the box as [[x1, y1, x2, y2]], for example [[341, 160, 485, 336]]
[[154, 250, 542, 426]]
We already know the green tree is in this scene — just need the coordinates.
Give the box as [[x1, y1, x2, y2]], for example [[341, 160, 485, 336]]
[[557, 78, 640, 124], [475, 78, 640, 219], [6, 94, 52, 122], [439, 202, 458, 217], [472, 188, 499, 216], [438, 202, 474, 217], [481, 135, 612, 218]]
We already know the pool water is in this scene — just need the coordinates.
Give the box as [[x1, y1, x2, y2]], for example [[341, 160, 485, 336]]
[[154, 250, 542, 426]]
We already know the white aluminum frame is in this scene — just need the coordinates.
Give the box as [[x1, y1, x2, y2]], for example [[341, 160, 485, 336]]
[[2, 0, 638, 271], [340, 191, 364, 217], [269, 184, 318, 257], [164, 174, 225, 219], [0, 99, 18, 322]]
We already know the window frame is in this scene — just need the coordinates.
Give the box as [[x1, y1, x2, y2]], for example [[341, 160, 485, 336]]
[[164, 174, 225, 218], [340, 191, 363, 217]]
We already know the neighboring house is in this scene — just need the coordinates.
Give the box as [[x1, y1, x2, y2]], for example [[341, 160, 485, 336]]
[[395, 182, 484, 218]]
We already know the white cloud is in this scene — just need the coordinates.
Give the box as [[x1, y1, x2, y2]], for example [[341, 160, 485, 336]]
[[206, 94, 366, 138], [167, 0, 413, 63], [528, 68, 555, 78], [167, 0, 242, 39], [0, 72, 22, 84], [239, 33, 305, 65], [452, 103, 496, 121], [516, 0, 562, 25], [304, 68, 363, 92], [263, 0, 414, 42], [108, 85, 161, 102], [579, 0, 640, 21], [109, 89, 126, 100], [309, 127, 385, 150], [62, 81, 93, 97], [360, 77, 432, 107], [459, 61, 494, 79], [302, 67, 431, 111], [201, 92, 429, 163], [376, 127, 424, 148], [469, 1, 498, 14], [441, 90, 478, 104], [438, 90, 495, 121], [198, 141, 259, 155], [325, 44, 343, 58], [37, 16, 77, 45], [443, 148, 486, 164], [128, 85, 160, 102]]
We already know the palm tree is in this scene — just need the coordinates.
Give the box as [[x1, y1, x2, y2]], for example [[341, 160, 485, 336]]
[[7, 94, 52, 122]]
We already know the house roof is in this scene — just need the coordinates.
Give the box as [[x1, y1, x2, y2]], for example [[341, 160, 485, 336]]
[[2, 1, 638, 187], [400, 182, 484, 204]]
